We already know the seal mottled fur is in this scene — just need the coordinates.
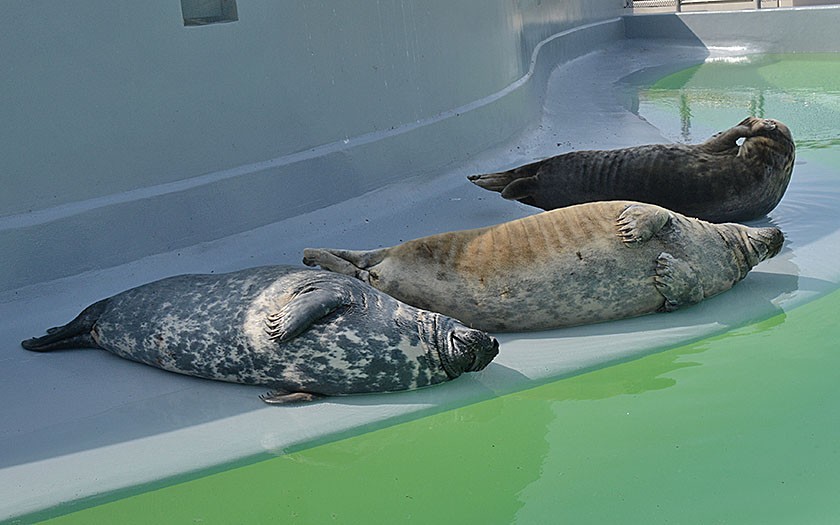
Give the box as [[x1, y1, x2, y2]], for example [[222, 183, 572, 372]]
[[21, 266, 499, 404], [303, 201, 783, 332], [469, 117, 795, 222]]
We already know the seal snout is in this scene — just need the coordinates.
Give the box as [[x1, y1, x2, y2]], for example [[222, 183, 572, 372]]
[[748, 117, 794, 145], [448, 326, 499, 374], [749, 227, 785, 262]]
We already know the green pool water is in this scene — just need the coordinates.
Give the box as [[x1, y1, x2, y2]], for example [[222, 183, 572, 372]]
[[637, 53, 840, 154], [34, 288, 840, 525], [19, 53, 840, 525]]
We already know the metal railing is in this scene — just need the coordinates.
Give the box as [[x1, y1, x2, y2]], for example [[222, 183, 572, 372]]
[[628, 0, 780, 10]]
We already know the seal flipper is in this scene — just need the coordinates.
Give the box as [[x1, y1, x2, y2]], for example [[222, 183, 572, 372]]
[[616, 204, 671, 245], [259, 390, 322, 404], [467, 171, 518, 193], [21, 299, 108, 352], [302, 248, 387, 282], [499, 176, 539, 202], [701, 120, 753, 154], [468, 160, 542, 196], [654, 252, 704, 312], [264, 288, 349, 342]]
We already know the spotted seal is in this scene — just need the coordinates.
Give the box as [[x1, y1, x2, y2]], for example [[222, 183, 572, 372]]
[[21, 266, 499, 404], [303, 201, 783, 332], [468, 117, 795, 223]]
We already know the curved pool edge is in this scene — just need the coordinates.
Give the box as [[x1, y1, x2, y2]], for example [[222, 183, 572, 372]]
[[17, 286, 840, 525]]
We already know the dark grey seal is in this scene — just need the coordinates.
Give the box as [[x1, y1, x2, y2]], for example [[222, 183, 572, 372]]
[[21, 266, 499, 404], [468, 117, 795, 222], [303, 201, 784, 332]]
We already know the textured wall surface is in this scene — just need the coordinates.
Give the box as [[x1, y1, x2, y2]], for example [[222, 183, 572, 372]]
[[0, 0, 624, 290], [0, 1, 622, 216]]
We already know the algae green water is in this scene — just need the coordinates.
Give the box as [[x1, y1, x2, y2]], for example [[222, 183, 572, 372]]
[[36, 288, 840, 524], [19, 53, 840, 525], [637, 53, 840, 153]]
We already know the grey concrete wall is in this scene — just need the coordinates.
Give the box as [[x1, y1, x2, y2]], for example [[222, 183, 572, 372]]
[[625, 6, 840, 51], [0, 0, 624, 291]]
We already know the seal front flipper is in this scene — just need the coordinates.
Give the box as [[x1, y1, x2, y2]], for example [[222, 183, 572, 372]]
[[616, 204, 671, 245], [302, 248, 387, 282], [264, 287, 350, 342], [259, 390, 322, 405], [701, 119, 753, 154], [653, 252, 704, 312]]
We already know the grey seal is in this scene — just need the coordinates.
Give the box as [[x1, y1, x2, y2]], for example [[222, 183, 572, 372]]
[[21, 265, 499, 404], [303, 201, 784, 332], [468, 117, 795, 222]]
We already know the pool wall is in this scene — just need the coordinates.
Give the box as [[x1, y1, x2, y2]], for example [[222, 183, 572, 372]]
[[625, 6, 840, 51], [0, 0, 624, 292]]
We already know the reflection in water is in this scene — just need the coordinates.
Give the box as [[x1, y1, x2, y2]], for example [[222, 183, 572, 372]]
[[679, 91, 691, 142], [676, 88, 767, 143], [657, 87, 772, 143], [276, 394, 553, 524], [637, 54, 840, 148]]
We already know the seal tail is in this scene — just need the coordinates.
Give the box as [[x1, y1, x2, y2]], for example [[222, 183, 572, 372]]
[[21, 299, 108, 352], [302, 247, 388, 282]]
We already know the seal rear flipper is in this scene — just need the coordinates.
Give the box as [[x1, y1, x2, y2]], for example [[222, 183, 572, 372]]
[[467, 171, 513, 193], [264, 288, 349, 342], [302, 247, 386, 281], [653, 252, 705, 312], [616, 204, 671, 245], [259, 390, 322, 404], [468, 159, 542, 193], [499, 176, 540, 203], [20, 299, 109, 352]]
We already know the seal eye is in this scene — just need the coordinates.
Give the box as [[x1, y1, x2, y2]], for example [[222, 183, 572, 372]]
[[369, 270, 380, 282]]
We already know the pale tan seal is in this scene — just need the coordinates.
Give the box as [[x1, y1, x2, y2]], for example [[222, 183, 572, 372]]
[[303, 201, 783, 332], [468, 117, 795, 223]]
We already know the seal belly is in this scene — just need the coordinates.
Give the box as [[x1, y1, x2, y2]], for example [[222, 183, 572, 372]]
[[241, 319, 438, 396], [378, 201, 666, 331], [93, 274, 266, 384], [241, 284, 446, 396], [462, 202, 665, 330]]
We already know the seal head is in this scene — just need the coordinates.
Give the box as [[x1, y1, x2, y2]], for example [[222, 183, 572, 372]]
[[419, 311, 499, 378]]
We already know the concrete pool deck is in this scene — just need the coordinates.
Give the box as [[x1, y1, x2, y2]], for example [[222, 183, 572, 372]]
[[2, 6, 840, 520]]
